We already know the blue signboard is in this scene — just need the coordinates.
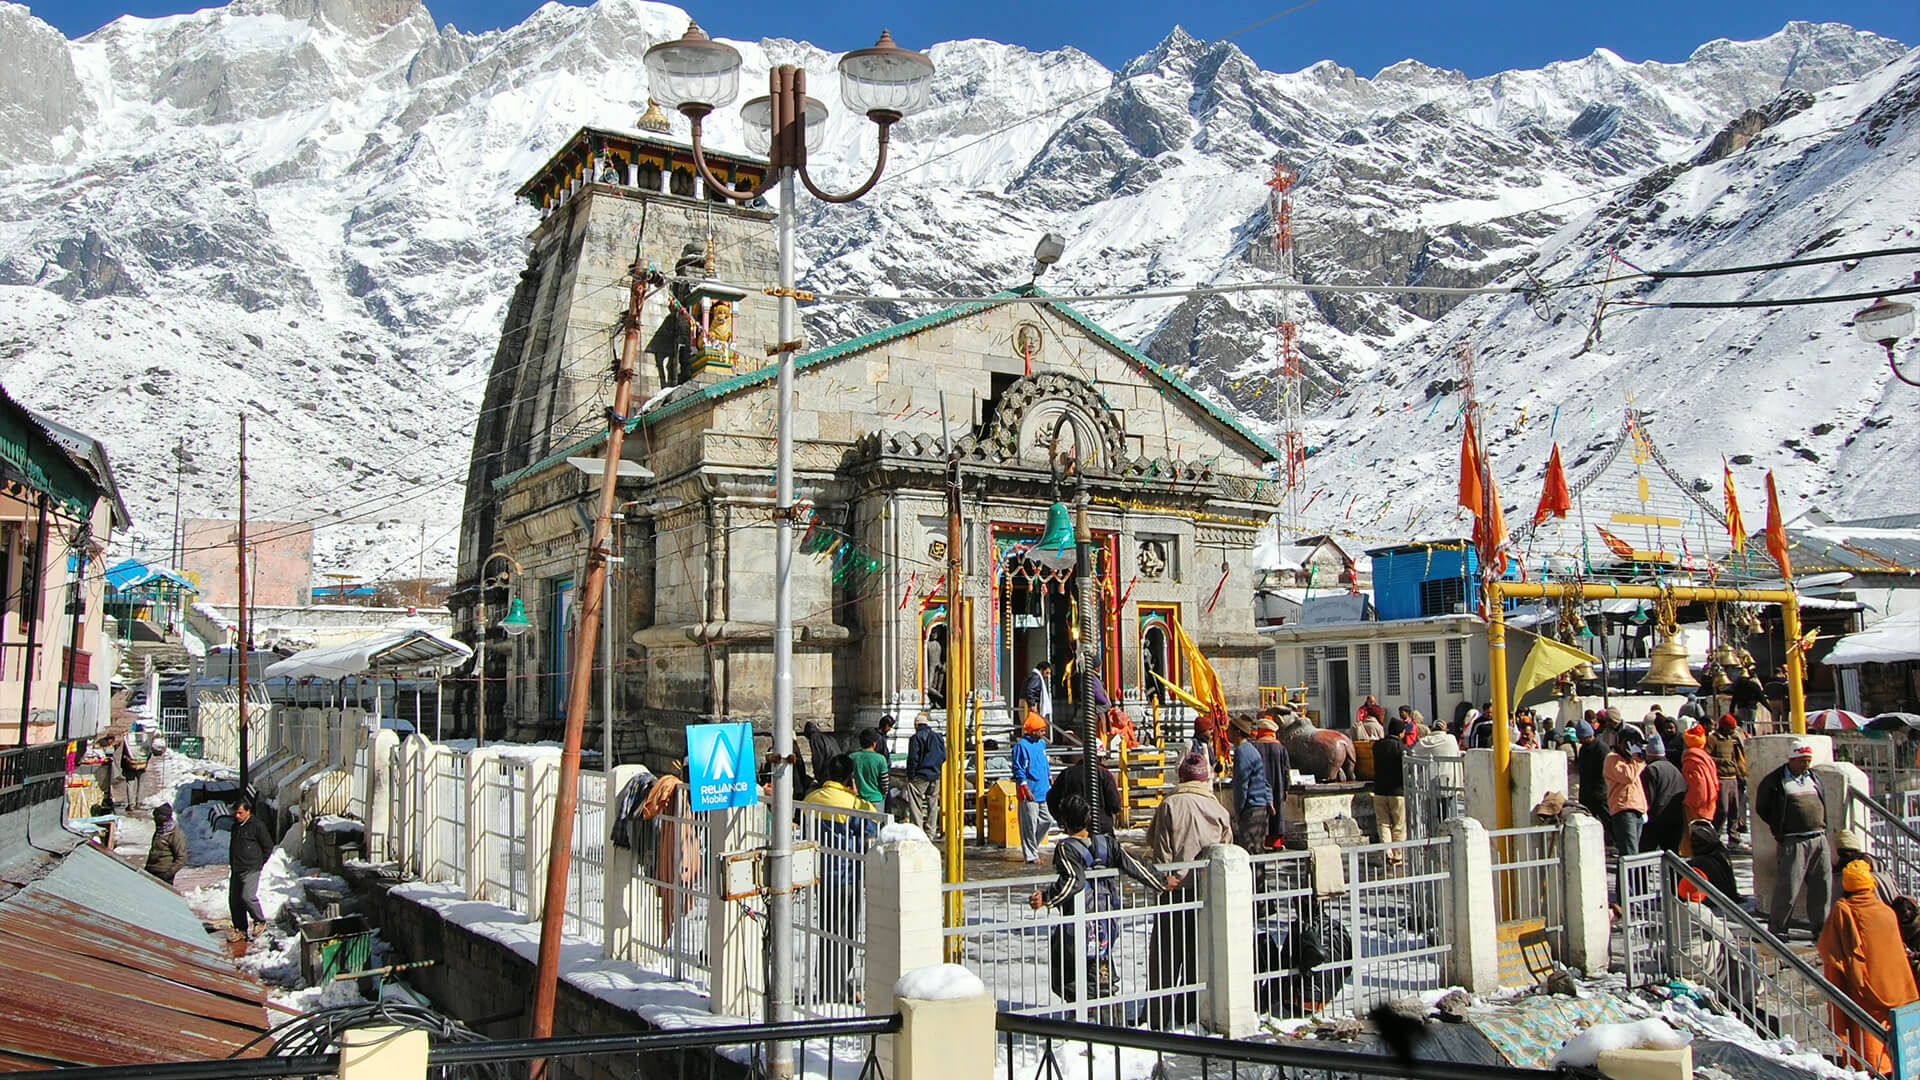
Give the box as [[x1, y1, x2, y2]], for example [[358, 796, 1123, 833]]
[[1894, 1000, 1920, 1080], [687, 721, 757, 811]]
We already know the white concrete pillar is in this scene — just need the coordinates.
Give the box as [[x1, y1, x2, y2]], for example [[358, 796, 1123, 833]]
[[398, 733, 430, 875], [893, 967, 995, 1080], [864, 837, 946, 1019], [337, 1025, 428, 1080], [705, 806, 765, 1017], [1198, 843, 1257, 1038], [603, 765, 646, 961], [1748, 734, 1832, 914], [525, 757, 558, 920], [1465, 747, 1570, 826], [464, 747, 499, 901], [1815, 760, 1871, 838], [365, 729, 400, 861], [1561, 814, 1610, 975], [1447, 816, 1499, 993]]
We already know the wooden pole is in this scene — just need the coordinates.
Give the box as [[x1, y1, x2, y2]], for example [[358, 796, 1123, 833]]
[[530, 256, 651, 1058], [236, 414, 250, 794]]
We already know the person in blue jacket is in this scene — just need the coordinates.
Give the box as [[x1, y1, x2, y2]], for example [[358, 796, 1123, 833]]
[[1012, 710, 1056, 863]]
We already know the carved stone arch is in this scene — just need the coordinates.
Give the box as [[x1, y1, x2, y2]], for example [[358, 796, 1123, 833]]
[[978, 372, 1128, 474]]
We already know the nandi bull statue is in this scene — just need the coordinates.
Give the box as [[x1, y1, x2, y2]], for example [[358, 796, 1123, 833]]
[[1272, 707, 1357, 782]]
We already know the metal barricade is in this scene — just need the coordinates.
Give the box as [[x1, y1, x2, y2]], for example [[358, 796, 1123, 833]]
[[1849, 786, 1920, 900], [426, 752, 466, 885], [158, 707, 190, 741], [793, 801, 888, 1017], [943, 857, 1209, 1026], [626, 786, 714, 988], [478, 759, 530, 911], [566, 771, 608, 944], [1615, 851, 1664, 986], [1488, 825, 1564, 974], [1250, 838, 1453, 1019], [1657, 853, 1892, 1077], [1403, 751, 1464, 840]]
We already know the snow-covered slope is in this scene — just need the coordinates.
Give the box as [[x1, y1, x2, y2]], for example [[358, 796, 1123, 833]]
[[0, 0, 1909, 576]]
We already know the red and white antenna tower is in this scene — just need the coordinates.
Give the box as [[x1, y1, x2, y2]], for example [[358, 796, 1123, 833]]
[[1267, 161, 1303, 541]]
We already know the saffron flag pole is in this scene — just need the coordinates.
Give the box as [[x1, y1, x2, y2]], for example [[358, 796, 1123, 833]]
[[1765, 470, 1793, 580], [1723, 457, 1748, 553], [1458, 417, 1483, 514], [1533, 443, 1572, 527]]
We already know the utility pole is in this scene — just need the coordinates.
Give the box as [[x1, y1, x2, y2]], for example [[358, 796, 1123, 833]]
[[236, 414, 250, 795], [172, 436, 185, 570], [530, 252, 655, 1057]]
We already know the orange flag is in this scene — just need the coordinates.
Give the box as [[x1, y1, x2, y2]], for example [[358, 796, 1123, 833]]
[[1723, 458, 1748, 552], [1481, 471, 1511, 572], [1458, 418, 1483, 514], [1533, 443, 1572, 526], [1594, 525, 1635, 559], [1765, 470, 1793, 579]]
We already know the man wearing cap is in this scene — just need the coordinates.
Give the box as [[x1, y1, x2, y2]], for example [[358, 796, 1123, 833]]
[[1707, 715, 1749, 846], [1604, 730, 1649, 854], [1641, 733, 1688, 853], [1233, 716, 1289, 852], [1756, 741, 1833, 938], [1010, 712, 1055, 863], [1574, 719, 1608, 822], [1145, 751, 1233, 1026]]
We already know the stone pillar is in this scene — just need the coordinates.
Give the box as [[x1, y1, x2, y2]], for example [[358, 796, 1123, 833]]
[[525, 757, 558, 920], [864, 837, 945, 1024], [1561, 814, 1610, 975], [464, 747, 499, 902], [365, 729, 400, 862], [1815, 760, 1871, 838], [337, 1025, 428, 1080], [706, 806, 765, 1017], [1447, 816, 1498, 993], [893, 967, 996, 1080], [398, 734, 430, 875], [1465, 748, 1570, 827], [603, 764, 646, 961], [1748, 734, 1831, 915], [1199, 844, 1257, 1038]]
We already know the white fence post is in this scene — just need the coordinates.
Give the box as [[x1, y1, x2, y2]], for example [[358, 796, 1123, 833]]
[[1199, 843, 1257, 1038], [865, 836, 944, 1075], [526, 757, 558, 920], [465, 747, 500, 901], [706, 806, 766, 1017], [1561, 814, 1610, 975], [603, 765, 646, 961], [418, 744, 452, 879], [1447, 817, 1499, 993], [366, 730, 400, 861]]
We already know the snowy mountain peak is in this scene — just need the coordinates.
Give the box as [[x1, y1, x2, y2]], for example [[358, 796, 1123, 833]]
[[0, 5, 1910, 578]]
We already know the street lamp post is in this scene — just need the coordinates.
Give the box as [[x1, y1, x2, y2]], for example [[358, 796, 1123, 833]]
[[644, 24, 934, 1067], [1040, 413, 1103, 835], [1855, 294, 1917, 387], [478, 552, 530, 746]]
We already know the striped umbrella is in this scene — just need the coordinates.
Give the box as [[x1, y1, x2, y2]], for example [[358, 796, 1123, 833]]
[[1807, 708, 1868, 732]]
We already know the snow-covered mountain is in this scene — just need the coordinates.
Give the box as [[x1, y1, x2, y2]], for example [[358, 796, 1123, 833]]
[[0, 0, 1910, 578]]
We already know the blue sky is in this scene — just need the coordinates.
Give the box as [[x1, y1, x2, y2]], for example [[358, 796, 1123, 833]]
[[37, 0, 1919, 78]]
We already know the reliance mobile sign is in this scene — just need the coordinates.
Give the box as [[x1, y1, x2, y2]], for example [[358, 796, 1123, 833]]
[[687, 721, 757, 810]]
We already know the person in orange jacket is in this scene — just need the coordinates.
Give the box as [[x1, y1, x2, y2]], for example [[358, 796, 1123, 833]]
[[1680, 722, 1721, 827]]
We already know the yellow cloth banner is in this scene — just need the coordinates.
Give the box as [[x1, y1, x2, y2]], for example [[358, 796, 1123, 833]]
[[1513, 636, 1600, 700]]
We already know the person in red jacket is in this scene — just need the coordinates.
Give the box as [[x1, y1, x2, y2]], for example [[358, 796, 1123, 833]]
[[1680, 722, 1721, 832]]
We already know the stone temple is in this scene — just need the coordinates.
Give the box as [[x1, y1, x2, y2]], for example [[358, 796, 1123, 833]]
[[452, 122, 1282, 766]]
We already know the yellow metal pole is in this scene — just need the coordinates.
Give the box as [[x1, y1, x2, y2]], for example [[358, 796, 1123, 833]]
[[1782, 594, 1807, 735], [1486, 580, 1513, 829]]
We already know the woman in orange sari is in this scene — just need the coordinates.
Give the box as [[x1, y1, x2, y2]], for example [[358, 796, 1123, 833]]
[[1819, 861, 1920, 1073]]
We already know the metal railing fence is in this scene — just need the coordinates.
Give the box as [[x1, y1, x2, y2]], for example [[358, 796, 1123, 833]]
[[1249, 837, 1453, 1019], [428, 752, 467, 885], [1488, 825, 1565, 967], [565, 771, 607, 944], [1832, 733, 1920, 797], [1618, 849, 1892, 1077], [792, 800, 889, 1017], [1403, 750, 1464, 840], [1849, 786, 1920, 901], [626, 783, 715, 988], [1614, 851, 1665, 986], [478, 759, 530, 911], [942, 857, 1210, 1026]]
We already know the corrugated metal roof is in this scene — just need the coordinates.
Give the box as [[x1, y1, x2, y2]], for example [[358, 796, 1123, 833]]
[[0, 844, 271, 1068]]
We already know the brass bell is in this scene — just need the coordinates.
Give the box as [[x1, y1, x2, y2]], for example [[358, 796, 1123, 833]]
[[1737, 646, 1756, 669], [1641, 634, 1701, 690], [1712, 670, 1732, 692], [1710, 643, 1740, 668], [1572, 661, 1598, 681]]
